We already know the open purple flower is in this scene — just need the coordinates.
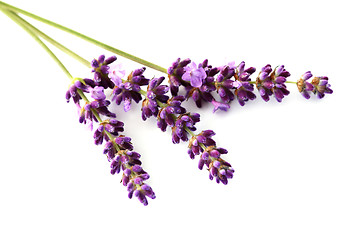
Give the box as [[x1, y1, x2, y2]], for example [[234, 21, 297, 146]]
[[211, 100, 230, 113], [185, 59, 218, 108], [168, 58, 191, 96], [182, 62, 207, 88], [108, 63, 126, 87]]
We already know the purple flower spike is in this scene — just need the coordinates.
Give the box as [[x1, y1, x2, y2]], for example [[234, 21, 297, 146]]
[[234, 61, 257, 106], [197, 143, 234, 185], [93, 119, 124, 145], [297, 72, 333, 99], [182, 62, 207, 88], [108, 149, 155, 206], [91, 55, 117, 89], [188, 130, 216, 159], [157, 96, 186, 132], [141, 76, 170, 121], [256, 64, 290, 102], [172, 113, 200, 144]]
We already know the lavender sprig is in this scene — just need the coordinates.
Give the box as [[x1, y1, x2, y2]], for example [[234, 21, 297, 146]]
[[105, 60, 235, 184], [167, 58, 333, 112], [66, 65, 155, 206], [188, 130, 234, 184]]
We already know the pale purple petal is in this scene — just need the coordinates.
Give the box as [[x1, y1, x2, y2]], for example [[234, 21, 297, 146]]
[[108, 64, 126, 87]]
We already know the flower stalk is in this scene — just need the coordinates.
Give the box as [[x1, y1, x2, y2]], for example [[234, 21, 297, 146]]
[[0, 0, 333, 204], [0, 1, 167, 74]]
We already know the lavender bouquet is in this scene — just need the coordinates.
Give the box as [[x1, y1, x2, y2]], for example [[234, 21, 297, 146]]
[[0, 1, 332, 206]]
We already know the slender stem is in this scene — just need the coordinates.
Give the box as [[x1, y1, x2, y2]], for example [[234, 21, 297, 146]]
[[2, 9, 90, 67], [1, 4, 122, 153], [0, 8, 73, 80], [184, 126, 196, 137], [0, 1, 168, 74], [286, 81, 297, 84]]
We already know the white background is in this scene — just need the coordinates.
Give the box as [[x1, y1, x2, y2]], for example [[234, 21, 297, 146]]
[[0, 0, 359, 239]]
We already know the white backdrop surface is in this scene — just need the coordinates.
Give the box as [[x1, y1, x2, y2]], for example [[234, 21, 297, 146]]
[[0, 0, 359, 239]]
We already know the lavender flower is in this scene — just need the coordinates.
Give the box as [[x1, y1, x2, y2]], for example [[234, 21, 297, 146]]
[[210, 100, 230, 113], [66, 60, 155, 206], [91, 55, 117, 89], [256, 64, 290, 102], [215, 64, 236, 103], [188, 130, 234, 185], [185, 59, 218, 108], [78, 88, 116, 129], [182, 61, 207, 88], [141, 76, 169, 120], [233, 61, 257, 106], [157, 96, 186, 131], [187, 130, 216, 159], [296, 71, 315, 99], [65, 79, 95, 104], [171, 113, 200, 144], [108, 63, 126, 87], [109, 150, 155, 206], [93, 119, 124, 145], [111, 67, 149, 112], [296, 72, 333, 99], [311, 76, 333, 99], [167, 58, 191, 95]]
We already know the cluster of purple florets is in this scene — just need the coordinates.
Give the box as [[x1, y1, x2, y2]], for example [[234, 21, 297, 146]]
[[66, 55, 155, 206], [188, 130, 234, 184], [167, 58, 333, 112], [297, 71, 333, 99], [66, 54, 333, 205]]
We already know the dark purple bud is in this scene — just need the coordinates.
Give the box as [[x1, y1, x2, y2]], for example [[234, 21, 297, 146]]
[[104, 55, 117, 65]]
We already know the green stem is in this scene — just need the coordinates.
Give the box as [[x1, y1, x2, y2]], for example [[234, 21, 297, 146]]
[[0, 1, 168, 74], [2, 8, 90, 67], [0, 8, 73, 80], [1, 5, 119, 149], [1, 4, 124, 155], [286, 81, 297, 84]]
